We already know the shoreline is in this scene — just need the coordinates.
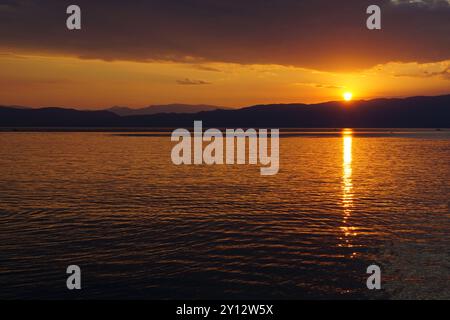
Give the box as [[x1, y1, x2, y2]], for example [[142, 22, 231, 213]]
[[0, 127, 448, 133]]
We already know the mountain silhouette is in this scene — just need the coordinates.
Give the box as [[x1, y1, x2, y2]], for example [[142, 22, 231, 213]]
[[0, 107, 120, 127], [1, 95, 449, 128], [106, 104, 229, 116]]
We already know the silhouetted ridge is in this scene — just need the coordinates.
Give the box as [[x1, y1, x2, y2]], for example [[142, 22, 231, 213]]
[[0, 94, 449, 128], [0, 107, 120, 127], [106, 104, 228, 116]]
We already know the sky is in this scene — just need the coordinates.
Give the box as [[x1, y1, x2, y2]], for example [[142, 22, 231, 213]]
[[0, 0, 449, 108]]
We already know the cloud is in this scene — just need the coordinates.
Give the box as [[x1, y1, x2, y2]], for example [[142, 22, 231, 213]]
[[389, 61, 450, 79], [0, 77, 76, 88], [0, 0, 449, 71], [0, 52, 28, 59], [315, 84, 346, 89], [295, 82, 346, 89], [390, 0, 450, 7], [395, 66, 450, 79], [0, 0, 20, 12], [176, 78, 211, 85], [190, 64, 223, 72]]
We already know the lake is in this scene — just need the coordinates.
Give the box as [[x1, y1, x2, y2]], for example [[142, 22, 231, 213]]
[[0, 129, 449, 299]]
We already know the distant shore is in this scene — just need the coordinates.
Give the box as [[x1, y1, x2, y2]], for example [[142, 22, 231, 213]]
[[0, 127, 448, 138]]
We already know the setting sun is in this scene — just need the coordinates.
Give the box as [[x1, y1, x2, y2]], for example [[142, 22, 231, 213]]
[[343, 92, 353, 101]]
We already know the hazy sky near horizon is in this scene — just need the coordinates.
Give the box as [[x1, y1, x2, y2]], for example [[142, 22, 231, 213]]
[[0, 0, 449, 108]]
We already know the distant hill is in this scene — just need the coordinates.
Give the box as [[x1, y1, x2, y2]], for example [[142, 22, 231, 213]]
[[2, 105, 32, 110], [1, 95, 449, 128], [0, 107, 120, 127], [106, 104, 229, 116]]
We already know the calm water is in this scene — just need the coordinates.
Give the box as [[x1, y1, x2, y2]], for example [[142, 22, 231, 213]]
[[0, 130, 449, 299]]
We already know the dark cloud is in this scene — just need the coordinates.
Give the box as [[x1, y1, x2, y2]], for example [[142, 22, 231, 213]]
[[0, 0, 449, 71]]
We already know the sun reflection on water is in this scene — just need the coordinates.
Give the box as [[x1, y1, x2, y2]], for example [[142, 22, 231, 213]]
[[340, 129, 357, 254]]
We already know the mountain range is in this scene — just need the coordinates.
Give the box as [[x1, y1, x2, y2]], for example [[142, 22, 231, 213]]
[[0, 95, 449, 128], [106, 104, 229, 116]]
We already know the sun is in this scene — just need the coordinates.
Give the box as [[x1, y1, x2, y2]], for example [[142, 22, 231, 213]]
[[343, 92, 353, 101]]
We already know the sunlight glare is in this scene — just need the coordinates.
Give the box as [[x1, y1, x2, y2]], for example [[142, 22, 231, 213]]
[[343, 92, 353, 101]]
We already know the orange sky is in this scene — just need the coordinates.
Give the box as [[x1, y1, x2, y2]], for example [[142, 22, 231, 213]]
[[0, 53, 449, 109], [0, 1, 449, 108]]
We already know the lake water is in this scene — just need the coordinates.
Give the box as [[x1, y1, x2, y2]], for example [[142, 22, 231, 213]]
[[0, 130, 449, 299]]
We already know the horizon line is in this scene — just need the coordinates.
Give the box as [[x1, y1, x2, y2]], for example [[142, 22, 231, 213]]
[[2, 93, 450, 112]]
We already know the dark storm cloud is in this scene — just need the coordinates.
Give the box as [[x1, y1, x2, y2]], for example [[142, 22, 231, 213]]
[[0, 0, 449, 71]]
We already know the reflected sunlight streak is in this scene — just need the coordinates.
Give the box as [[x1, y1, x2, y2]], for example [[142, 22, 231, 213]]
[[340, 129, 357, 254]]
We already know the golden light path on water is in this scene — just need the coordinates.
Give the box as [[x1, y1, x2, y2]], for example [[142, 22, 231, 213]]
[[340, 129, 357, 256]]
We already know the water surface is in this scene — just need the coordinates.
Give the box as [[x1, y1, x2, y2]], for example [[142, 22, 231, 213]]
[[0, 130, 449, 299]]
